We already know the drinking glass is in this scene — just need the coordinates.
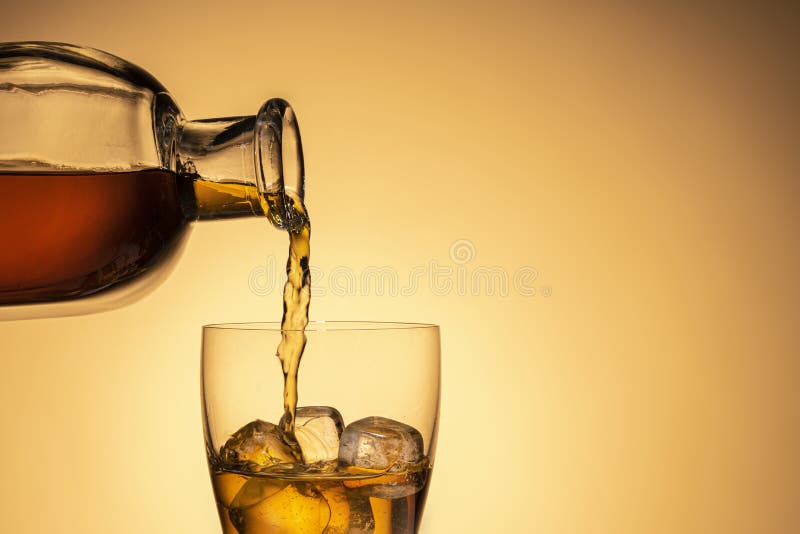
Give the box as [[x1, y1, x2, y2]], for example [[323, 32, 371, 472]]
[[202, 321, 441, 533]]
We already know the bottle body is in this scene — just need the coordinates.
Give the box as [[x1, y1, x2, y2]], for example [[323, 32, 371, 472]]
[[0, 42, 305, 319], [0, 169, 191, 305]]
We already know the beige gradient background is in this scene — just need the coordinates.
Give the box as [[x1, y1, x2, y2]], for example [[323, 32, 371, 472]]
[[1, 2, 799, 533]]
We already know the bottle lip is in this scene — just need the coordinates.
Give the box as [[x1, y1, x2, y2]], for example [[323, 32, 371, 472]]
[[254, 98, 305, 202]]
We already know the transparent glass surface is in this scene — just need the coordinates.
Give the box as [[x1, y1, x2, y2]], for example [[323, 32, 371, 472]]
[[0, 42, 305, 319], [202, 321, 441, 534]]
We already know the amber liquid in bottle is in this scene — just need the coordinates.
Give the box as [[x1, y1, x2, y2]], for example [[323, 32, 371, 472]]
[[0, 170, 193, 303]]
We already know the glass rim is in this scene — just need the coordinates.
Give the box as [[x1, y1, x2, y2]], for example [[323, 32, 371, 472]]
[[202, 320, 439, 332]]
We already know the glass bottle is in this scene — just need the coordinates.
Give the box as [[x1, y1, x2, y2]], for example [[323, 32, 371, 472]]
[[0, 42, 306, 319]]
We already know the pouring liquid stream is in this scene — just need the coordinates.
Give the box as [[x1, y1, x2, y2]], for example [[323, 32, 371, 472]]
[[271, 190, 311, 438]]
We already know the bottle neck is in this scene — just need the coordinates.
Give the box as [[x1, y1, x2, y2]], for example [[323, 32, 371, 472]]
[[177, 116, 263, 220], [176, 99, 305, 228]]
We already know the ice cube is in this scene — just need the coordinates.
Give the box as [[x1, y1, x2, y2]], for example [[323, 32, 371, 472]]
[[230, 477, 287, 509], [211, 471, 248, 534], [316, 483, 351, 534], [228, 478, 350, 534], [229, 482, 334, 534], [212, 471, 249, 508], [338, 416, 424, 472], [345, 492, 376, 533], [343, 467, 429, 500], [279, 406, 344, 465], [338, 416, 427, 499], [220, 420, 300, 470]]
